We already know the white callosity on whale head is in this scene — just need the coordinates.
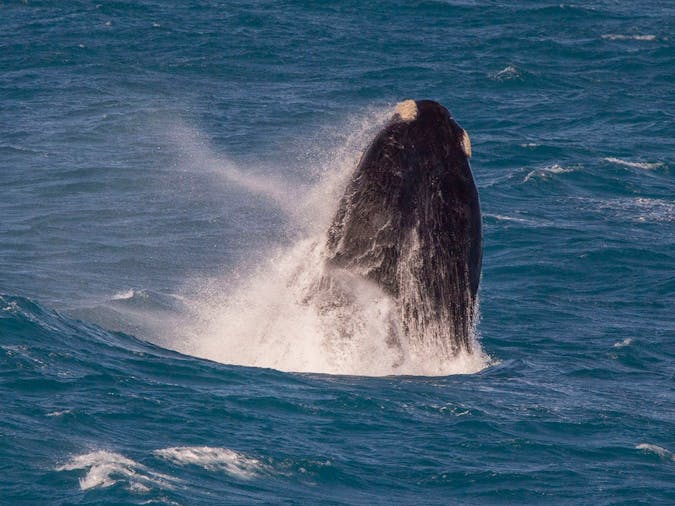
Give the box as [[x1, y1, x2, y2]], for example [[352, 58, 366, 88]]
[[393, 99, 472, 159], [461, 130, 472, 158], [394, 99, 418, 121]]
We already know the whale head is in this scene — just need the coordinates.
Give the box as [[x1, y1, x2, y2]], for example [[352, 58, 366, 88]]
[[324, 100, 482, 355]]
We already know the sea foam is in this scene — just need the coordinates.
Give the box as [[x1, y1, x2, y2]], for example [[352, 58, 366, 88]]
[[602, 34, 657, 41], [604, 157, 664, 170], [523, 163, 575, 182], [635, 444, 675, 461], [56, 450, 177, 492], [154, 447, 264, 479]]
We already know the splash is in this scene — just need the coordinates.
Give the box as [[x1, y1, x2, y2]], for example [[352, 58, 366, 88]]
[[154, 447, 264, 479], [166, 123, 298, 215], [162, 106, 490, 376], [56, 450, 177, 492]]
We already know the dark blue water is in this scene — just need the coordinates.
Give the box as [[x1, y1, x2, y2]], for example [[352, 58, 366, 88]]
[[2, 1, 674, 503]]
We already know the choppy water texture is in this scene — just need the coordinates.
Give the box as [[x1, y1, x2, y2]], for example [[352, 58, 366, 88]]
[[2, 1, 674, 504]]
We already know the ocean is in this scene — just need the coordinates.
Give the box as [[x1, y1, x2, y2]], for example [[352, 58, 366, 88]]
[[1, 1, 673, 503]]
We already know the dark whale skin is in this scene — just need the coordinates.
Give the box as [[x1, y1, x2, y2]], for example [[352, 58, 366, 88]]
[[325, 100, 482, 354]]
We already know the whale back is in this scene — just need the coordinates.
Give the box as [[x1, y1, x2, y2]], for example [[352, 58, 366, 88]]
[[325, 100, 482, 354]]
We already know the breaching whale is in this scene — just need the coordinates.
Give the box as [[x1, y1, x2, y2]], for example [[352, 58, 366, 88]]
[[321, 99, 482, 356]]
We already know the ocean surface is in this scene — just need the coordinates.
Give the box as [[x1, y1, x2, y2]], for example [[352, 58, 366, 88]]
[[2, 1, 674, 503]]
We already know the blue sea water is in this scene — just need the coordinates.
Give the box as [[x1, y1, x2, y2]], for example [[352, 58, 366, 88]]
[[2, 0, 674, 503]]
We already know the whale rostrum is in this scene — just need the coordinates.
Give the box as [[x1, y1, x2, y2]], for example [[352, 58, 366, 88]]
[[322, 100, 482, 356]]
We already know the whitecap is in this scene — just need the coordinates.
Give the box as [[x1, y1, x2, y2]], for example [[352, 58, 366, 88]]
[[56, 450, 177, 491], [612, 338, 633, 348], [154, 446, 263, 479], [112, 289, 137, 301], [484, 213, 532, 224], [492, 65, 522, 81], [602, 34, 657, 41], [604, 157, 665, 170], [523, 164, 574, 182], [636, 443, 675, 460], [1, 301, 20, 313], [573, 196, 674, 223], [46, 409, 72, 417]]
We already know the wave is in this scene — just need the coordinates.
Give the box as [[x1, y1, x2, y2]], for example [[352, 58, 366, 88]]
[[635, 444, 675, 461], [601, 34, 657, 41], [111, 289, 139, 301], [523, 163, 575, 183], [55, 450, 177, 492], [154, 447, 264, 479], [603, 157, 665, 171], [576, 197, 674, 224], [491, 65, 523, 82], [55, 446, 263, 493], [484, 213, 531, 224]]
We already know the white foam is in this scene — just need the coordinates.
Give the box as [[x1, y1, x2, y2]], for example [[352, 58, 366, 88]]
[[493, 65, 522, 81], [154, 446, 263, 479], [636, 443, 675, 460], [632, 198, 674, 223], [56, 450, 177, 491], [579, 197, 674, 224], [523, 163, 574, 182], [46, 409, 72, 417], [177, 237, 489, 376], [435, 405, 471, 416], [613, 338, 633, 348], [1, 300, 20, 313], [112, 289, 137, 301], [484, 213, 532, 224], [602, 34, 657, 41], [604, 157, 664, 170]]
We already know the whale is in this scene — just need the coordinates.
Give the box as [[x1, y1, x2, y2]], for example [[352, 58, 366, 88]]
[[320, 99, 482, 357]]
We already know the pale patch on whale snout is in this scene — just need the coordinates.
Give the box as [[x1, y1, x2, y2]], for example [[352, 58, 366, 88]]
[[461, 130, 472, 158], [394, 99, 418, 121]]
